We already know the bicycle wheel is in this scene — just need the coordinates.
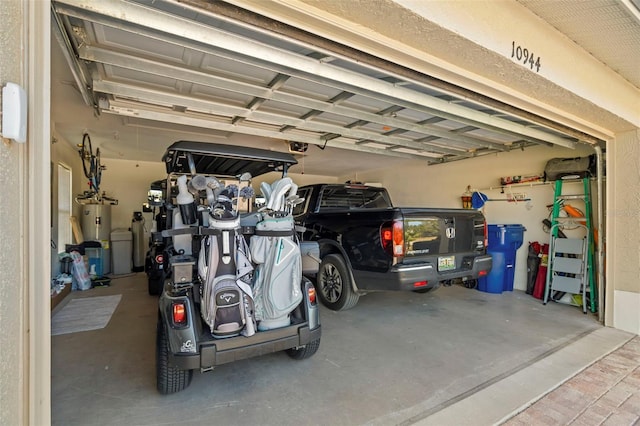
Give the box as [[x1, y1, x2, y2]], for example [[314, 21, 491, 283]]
[[92, 147, 102, 191], [80, 133, 94, 179]]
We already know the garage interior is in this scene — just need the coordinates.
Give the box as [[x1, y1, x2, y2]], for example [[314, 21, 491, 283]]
[[41, 0, 640, 424]]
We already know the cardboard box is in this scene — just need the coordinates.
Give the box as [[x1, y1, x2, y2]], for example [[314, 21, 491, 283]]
[[51, 284, 71, 311]]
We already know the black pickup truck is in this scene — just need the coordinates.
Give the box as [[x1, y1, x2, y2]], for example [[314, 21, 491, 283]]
[[293, 183, 492, 310]]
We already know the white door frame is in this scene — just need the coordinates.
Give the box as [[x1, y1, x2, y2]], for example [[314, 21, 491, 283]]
[[28, 1, 52, 424]]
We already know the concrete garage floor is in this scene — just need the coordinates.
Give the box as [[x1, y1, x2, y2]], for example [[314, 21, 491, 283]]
[[51, 274, 631, 425]]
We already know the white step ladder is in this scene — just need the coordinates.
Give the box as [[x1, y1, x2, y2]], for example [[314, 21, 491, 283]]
[[543, 223, 589, 313]]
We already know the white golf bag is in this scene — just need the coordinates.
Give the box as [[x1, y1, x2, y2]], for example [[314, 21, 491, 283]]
[[249, 178, 304, 331]]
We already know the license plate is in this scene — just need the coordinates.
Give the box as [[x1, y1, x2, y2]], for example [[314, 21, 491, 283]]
[[438, 255, 455, 271]]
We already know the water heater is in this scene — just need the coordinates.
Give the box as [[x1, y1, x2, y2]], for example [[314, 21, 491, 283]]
[[81, 203, 112, 274]]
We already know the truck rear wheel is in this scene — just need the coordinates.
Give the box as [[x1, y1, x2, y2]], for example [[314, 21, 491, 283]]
[[156, 315, 193, 394], [317, 254, 359, 311]]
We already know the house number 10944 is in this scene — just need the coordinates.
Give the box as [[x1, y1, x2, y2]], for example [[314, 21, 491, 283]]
[[511, 41, 541, 73]]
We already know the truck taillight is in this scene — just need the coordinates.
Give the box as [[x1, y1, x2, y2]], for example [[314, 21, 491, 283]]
[[393, 221, 404, 256], [484, 221, 488, 248], [381, 220, 404, 257], [172, 303, 187, 325]]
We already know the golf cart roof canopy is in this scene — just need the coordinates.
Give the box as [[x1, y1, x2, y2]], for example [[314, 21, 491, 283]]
[[162, 141, 298, 178]]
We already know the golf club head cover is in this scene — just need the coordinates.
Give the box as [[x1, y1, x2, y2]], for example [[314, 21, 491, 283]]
[[239, 186, 255, 200]]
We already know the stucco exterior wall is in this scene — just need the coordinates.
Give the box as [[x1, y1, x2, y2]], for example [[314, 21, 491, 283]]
[[0, 1, 26, 425], [611, 129, 640, 334]]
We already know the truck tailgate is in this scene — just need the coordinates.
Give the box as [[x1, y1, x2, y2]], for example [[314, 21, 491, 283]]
[[402, 208, 486, 261]]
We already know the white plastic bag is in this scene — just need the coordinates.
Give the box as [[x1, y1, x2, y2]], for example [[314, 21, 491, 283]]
[[70, 251, 92, 291]]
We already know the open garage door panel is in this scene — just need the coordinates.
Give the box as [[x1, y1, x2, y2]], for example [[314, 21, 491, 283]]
[[52, 0, 582, 165]]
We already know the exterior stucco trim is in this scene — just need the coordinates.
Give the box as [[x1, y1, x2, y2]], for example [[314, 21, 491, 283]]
[[613, 290, 640, 335], [27, 1, 52, 424]]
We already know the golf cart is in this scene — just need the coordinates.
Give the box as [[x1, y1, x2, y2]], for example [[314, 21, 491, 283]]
[[154, 141, 321, 394], [145, 179, 168, 295]]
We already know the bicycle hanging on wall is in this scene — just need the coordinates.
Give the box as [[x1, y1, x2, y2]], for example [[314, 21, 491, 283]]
[[76, 133, 118, 205], [79, 132, 103, 192]]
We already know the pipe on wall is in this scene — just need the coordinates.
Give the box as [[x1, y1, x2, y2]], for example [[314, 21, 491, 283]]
[[594, 144, 605, 324]]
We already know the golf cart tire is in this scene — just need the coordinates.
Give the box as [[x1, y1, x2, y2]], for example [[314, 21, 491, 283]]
[[156, 315, 193, 395], [148, 274, 164, 296], [285, 337, 321, 360]]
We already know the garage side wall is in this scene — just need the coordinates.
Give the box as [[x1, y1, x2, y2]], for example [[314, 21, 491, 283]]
[[256, 171, 339, 190], [343, 144, 597, 292], [98, 158, 167, 231], [0, 1, 27, 424], [97, 161, 336, 231], [50, 135, 95, 270]]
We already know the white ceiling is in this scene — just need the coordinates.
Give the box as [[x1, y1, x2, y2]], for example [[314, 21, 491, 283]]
[[51, 0, 639, 176]]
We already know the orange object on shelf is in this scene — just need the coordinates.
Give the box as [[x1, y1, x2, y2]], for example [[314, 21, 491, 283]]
[[563, 204, 585, 224], [562, 203, 599, 244]]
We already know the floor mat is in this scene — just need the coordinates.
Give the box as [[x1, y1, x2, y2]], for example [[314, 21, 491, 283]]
[[51, 294, 122, 336]]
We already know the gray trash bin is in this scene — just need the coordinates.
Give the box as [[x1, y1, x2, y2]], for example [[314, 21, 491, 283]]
[[110, 229, 133, 275]]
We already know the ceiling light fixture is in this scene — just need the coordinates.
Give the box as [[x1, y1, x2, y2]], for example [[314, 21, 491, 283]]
[[288, 141, 309, 153]]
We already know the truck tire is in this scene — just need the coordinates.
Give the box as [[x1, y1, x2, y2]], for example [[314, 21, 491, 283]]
[[317, 254, 359, 311], [148, 272, 164, 296], [156, 315, 193, 394], [286, 337, 321, 360]]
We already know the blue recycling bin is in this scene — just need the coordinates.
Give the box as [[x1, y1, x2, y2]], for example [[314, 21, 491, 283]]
[[478, 224, 526, 293], [86, 246, 104, 278]]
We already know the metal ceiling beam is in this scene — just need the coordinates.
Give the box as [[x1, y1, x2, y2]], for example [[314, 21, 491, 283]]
[[356, 106, 507, 149], [77, 45, 505, 154], [95, 81, 445, 158], [50, 6, 96, 109], [379, 131, 471, 157], [55, 0, 577, 149], [233, 73, 291, 125], [427, 141, 540, 165], [103, 99, 431, 160]]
